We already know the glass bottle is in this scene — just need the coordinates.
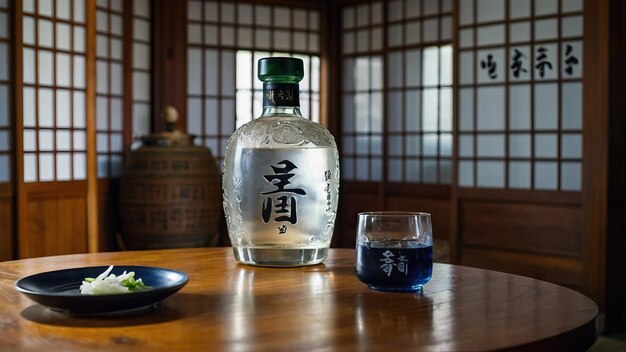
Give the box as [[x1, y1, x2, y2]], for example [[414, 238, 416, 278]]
[[222, 57, 340, 266]]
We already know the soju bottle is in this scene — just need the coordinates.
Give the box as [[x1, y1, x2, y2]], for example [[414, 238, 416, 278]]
[[222, 57, 340, 266]]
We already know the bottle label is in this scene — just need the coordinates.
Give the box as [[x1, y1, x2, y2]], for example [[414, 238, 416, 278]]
[[263, 83, 300, 107], [231, 148, 338, 241], [261, 159, 305, 228]]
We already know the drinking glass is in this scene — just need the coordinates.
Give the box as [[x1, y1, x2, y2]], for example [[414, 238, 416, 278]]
[[355, 212, 433, 292]]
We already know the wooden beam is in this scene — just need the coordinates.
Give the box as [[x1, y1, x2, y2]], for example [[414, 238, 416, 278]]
[[152, 0, 187, 132], [450, 0, 460, 264], [604, 0, 626, 332], [320, 0, 333, 128], [582, 0, 609, 311], [123, 0, 133, 146], [6, 0, 17, 261], [13, 0, 26, 259], [86, 0, 99, 253]]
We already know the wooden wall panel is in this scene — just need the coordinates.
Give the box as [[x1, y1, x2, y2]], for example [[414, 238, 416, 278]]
[[57, 198, 89, 254], [97, 180, 119, 252], [387, 196, 452, 262], [97, 194, 117, 252], [387, 196, 451, 244], [582, 0, 610, 311], [153, 0, 187, 132], [336, 192, 381, 248], [22, 197, 88, 258], [460, 247, 583, 289], [336, 186, 451, 251], [460, 201, 582, 258], [0, 199, 13, 261]]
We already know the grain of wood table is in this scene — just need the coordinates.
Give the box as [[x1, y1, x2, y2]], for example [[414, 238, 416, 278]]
[[0, 248, 598, 351]]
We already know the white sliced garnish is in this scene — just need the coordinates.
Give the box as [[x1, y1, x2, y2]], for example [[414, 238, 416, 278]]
[[79, 265, 149, 295]]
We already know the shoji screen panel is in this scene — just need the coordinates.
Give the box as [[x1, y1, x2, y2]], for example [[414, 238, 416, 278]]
[[0, 0, 13, 260], [131, 0, 151, 138], [19, 0, 90, 258], [95, 0, 123, 178], [386, 1, 453, 185], [13, 0, 150, 257], [457, 0, 583, 191], [22, 0, 88, 183], [341, 2, 384, 183], [0, 1, 10, 185], [186, 0, 322, 167], [341, 1, 453, 184], [455, 0, 585, 289], [94, 0, 151, 252], [337, 0, 454, 250], [96, 0, 151, 164]]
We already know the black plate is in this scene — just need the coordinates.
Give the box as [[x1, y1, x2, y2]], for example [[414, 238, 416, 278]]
[[15, 266, 189, 315]]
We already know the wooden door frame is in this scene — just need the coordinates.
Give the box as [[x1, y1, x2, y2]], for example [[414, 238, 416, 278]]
[[600, 0, 626, 332], [13, 0, 100, 258], [86, 0, 99, 253], [582, 0, 609, 312], [14, 0, 25, 258]]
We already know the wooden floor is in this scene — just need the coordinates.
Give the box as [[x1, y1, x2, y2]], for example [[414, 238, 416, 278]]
[[588, 333, 626, 351]]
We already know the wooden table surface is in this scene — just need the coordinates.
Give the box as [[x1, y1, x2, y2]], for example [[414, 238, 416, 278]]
[[0, 248, 598, 351]]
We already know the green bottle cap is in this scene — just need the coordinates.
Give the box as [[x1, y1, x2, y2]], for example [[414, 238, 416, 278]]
[[258, 57, 304, 83]]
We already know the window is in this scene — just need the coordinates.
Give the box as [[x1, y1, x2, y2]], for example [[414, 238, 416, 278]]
[[96, 0, 124, 178], [22, 0, 88, 182], [131, 0, 151, 138], [95, 0, 152, 178], [341, 0, 453, 183], [0, 0, 10, 183], [186, 0, 322, 167]]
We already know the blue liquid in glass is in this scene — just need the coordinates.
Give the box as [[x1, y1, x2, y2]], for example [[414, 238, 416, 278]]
[[356, 240, 433, 292]]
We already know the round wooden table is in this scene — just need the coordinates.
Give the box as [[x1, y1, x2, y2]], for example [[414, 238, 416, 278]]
[[0, 248, 598, 351]]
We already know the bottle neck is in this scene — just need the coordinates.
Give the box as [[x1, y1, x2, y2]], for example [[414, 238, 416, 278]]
[[261, 106, 303, 117], [262, 82, 300, 109]]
